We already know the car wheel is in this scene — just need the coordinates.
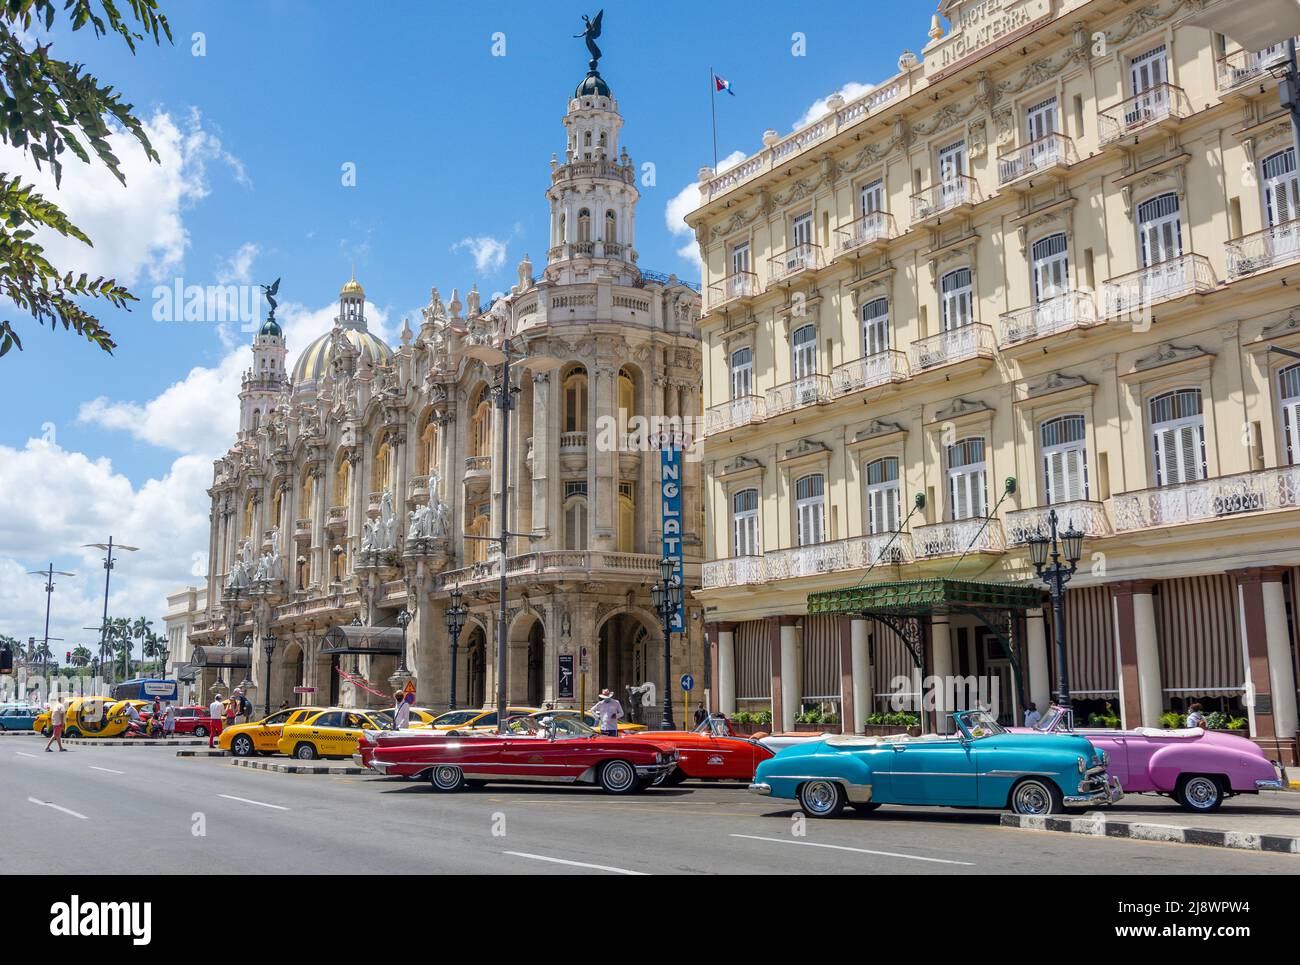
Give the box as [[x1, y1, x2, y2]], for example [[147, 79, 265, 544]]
[[194, 725, 207, 737], [429, 765, 466, 792], [292, 742, 318, 761], [1010, 777, 1062, 816], [597, 759, 638, 794], [64, 727, 81, 739], [230, 735, 255, 757], [798, 780, 847, 818], [1175, 775, 1224, 812]]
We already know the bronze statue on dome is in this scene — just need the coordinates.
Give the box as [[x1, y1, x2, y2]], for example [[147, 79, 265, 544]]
[[574, 9, 603, 69]]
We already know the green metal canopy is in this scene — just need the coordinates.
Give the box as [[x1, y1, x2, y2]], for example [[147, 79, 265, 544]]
[[808, 578, 1042, 617]]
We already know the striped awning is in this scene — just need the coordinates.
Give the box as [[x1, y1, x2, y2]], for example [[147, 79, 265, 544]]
[[734, 620, 770, 700], [801, 614, 840, 700], [1155, 575, 1244, 696]]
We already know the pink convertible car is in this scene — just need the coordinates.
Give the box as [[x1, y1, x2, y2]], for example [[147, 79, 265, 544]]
[[1018, 705, 1284, 812]]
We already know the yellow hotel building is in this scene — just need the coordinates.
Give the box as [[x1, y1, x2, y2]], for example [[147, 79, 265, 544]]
[[688, 0, 1300, 764]]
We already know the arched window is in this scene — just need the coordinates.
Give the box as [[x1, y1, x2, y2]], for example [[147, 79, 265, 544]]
[[605, 210, 617, 244], [1040, 415, 1088, 504], [1031, 233, 1069, 303], [372, 440, 391, 493], [794, 473, 825, 546], [940, 268, 973, 331], [617, 366, 636, 439], [1261, 148, 1300, 228], [732, 488, 759, 556], [1280, 363, 1300, 465], [617, 481, 636, 553], [334, 458, 351, 504], [1136, 192, 1182, 267], [471, 385, 492, 458], [301, 472, 315, 513], [563, 366, 588, 433], [563, 481, 588, 550], [861, 298, 889, 357], [578, 209, 591, 243], [465, 504, 491, 564], [250, 409, 260, 431], [729, 347, 753, 399], [418, 414, 438, 476], [1149, 389, 1205, 485], [865, 457, 900, 535], [947, 438, 987, 521], [792, 324, 817, 378]]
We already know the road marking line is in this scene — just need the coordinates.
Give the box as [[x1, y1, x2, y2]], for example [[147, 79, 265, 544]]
[[218, 793, 289, 811], [729, 833, 974, 866], [88, 766, 125, 774], [504, 851, 648, 875], [27, 797, 88, 820], [15, 751, 41, 758]]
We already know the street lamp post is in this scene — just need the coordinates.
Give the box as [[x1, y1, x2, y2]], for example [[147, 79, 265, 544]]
[[83, 538, 139, 686], [444, 586, 466, 710], [650, 557, 683, 730], [29, 564, 75, 669], [1025, 509, 1084, 709], [261, 632, 278, 716], [395, 608, 412, 676]]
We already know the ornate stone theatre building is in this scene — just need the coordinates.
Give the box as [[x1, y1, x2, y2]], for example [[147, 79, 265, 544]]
[[185, 57, 704, 717], [689, 0, 1300, 762]]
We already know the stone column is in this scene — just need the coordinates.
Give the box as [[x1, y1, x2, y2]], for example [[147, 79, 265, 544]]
[[1112, 581, 1161, 728], [930, 616, 953, 733], [1132, 584, 1162, 727], [591, 364, 616, 550], [715, 623, 736, 716], [1025, 607, 1051, 714], [779, 618, 801, 732], [531, 373, 552, 549], [837, 618, 855, 735], [850, 618, 873, 734], [1234, 567, 1299, 764], [766, 616, 782, 730]]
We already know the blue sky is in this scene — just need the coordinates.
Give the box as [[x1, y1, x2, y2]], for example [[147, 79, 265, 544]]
[[0, 0, 928, 650]]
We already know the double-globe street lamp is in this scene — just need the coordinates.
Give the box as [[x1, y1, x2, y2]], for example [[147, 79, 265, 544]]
[[650, 557, 683, 730], [444, 586, 467, 710], [1025, 509, 1084, 710], [261, 632, 278, 716]]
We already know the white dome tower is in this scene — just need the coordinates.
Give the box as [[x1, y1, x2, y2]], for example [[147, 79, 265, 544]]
[[239, 311, 288, 437]]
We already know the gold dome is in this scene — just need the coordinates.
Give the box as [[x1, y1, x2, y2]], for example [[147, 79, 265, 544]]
[[340, 276, 365, 296], [291, 327, 392, 384]]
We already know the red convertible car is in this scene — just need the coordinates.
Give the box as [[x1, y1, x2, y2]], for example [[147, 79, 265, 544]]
[[357, 715, 677, 794], [139, 704, 221, 737], [636, 715, 775, 785]]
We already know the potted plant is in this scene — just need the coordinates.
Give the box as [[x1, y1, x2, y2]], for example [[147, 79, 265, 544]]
[[861, 711, 921, 737]]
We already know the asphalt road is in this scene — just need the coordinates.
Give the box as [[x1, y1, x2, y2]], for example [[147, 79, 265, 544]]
[[6, 742, 1298, 875]]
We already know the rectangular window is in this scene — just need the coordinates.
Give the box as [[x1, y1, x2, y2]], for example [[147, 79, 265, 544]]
[[865, 458, 901, 535], [732, 488, 759, 556], [1262, 148, 1300, 227], [941, 268, 974, 331], [1040, 415, 1089, 504], [947, 439, 987, 521], [1031, 233, 1070, 303], [791, 212, 813, 249], [729, 347, 753, 400], [795, 473, 826, 546], [1150, 390, 1206, 485], [1280, 365, 1300, 466], [1137, 193, 1183, 267], [861, 298, 890, 356], [860, 178, 885, 215]]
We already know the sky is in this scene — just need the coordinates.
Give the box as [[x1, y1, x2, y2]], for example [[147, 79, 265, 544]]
[[0, 0, 929, 657]]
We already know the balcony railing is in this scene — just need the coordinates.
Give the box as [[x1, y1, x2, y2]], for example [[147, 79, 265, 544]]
[[913, 518, 1006, 558], [293, 517, 311, 536], [909, 323, 996, 371], [998, 133, 1076, 185], [1215, 43, 1290, 92], [465, 455, 492, 473], [1101, 254, 1218, 318], [911, 176, 982, 222], [832, 350, 910, 395], [763, 533, 916, 582], [765, 374, 832, 416], [767, 243, 823, 284], [701, 555, 766, 590], [706, 271, 759, 312], [834, 211, 896, 255], [327, 505, 347, 524], [1098, 84, 1190, 145], [704, 395, 767, 436], [1005, 500, 1113, 545], [559, 430, 588, 450], [438, 550, 665, 588], [999, 291, 1098, 345], [1109, 466, 1300, 533], [1225, 218, 1300, 278]]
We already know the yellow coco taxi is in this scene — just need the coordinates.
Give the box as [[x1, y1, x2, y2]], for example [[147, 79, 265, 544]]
[[35, 697, 141, 738], [425, 706, 539, 731], [219, 706, 323, 757], [276, 708, 387, 760]]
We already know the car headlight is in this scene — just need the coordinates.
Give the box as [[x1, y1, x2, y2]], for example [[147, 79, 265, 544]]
[[1098, 750, 1109, 768], [1077, 755, 1086, 774]]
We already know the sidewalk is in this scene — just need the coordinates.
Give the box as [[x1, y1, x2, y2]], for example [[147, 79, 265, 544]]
[[1003, 790, 1300, 854], [64, 737, 207, 747], [230, 758, 367, 775]]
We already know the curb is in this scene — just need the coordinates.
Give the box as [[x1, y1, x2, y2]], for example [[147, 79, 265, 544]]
[[64, 738, 207, 747], [0, 730, 38, 736], [176, 749, 226, 757], [1001, 812, 1300, 855], [231, 758, 366, 775]]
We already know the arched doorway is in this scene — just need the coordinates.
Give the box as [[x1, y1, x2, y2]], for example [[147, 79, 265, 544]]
[[527, 621, 545, 707], [464, 626, 487, 708], [598, 612, 655, 725]]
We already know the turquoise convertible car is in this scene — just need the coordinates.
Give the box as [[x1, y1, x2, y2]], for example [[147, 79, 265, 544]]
[[750, 709, 1122, 818]]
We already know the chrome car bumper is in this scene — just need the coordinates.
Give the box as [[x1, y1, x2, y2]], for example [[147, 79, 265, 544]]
[[635, 761, 678, 780], [749, 782, 771, 796], [1065, 773, 1123, 806], [1256, 778, 1284, 790]]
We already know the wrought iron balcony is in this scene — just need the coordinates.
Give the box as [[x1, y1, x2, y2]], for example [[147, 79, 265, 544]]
[[767, 243, 824, 284], [701, 555, 766, 590], [706, 271, 759, 312], [1215, 43, 1291, 92], [1100, 254, 1217, 319], [765, 374, 832, 417], [1097, 84, 1190, 145], [997, 133, 1076, 185], [911, 176, 982, 223], [1225, 219, 1300, 279], [1108, 466, 1300, 533], [763, 533, 916, 582], [703, 395, 767, 436], [831, 350, 910, 395], [909, 323, 996, 372], [834, 211, 896, 256], [1005, 500, 1113, 545], [913, 518, 1006, 558], [999, 291, 1098, 346]]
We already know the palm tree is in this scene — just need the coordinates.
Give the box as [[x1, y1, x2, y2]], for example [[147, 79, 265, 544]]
[[109, 617, 132, 678], [141, 631, 166, 675], [70, 645, 92, 669]]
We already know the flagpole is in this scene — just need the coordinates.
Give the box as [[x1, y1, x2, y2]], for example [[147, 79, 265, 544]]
[[709, 66, 718, 172]]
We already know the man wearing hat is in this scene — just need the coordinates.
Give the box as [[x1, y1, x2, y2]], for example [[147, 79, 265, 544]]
[[588, 689, 625, 737]]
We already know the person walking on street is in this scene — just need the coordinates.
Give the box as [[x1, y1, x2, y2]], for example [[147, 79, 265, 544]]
[[588, 688, 624, 736], [208, 693, 225, 748], [392, 690, 411, 730], [45, 698, 67, 752], [163, 702, 176, 739], [224, 694, 237, 731], [232, 688, 250, 725]]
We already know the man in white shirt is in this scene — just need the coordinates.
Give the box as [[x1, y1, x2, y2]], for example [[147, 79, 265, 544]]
[[1023, 702, 1041, 728], [588, 689, 625, 736], [208, 694, 225, 748]]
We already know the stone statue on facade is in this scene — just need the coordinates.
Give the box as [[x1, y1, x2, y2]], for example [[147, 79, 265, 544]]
[[405, 470, 450, 543], [364, 489, 398, 552], [227, 537, 254, 589]]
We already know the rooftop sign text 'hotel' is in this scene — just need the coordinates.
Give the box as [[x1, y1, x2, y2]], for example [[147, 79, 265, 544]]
[[927, 0, 1054, 78]]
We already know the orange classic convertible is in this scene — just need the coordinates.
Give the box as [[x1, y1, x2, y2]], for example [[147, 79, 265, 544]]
[[634, 715, 775, 785]]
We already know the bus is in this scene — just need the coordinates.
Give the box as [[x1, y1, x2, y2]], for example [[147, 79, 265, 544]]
[[110, 678, 179, 702]]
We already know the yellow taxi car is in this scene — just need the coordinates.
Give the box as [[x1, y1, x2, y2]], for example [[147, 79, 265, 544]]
[[547, 709, 647, 733], [366, 706, 438, 729], [219, 705, 323, 757], [276, 707, 388, 760], [34, 697, 142, 738], [425, 706, 539, 731]]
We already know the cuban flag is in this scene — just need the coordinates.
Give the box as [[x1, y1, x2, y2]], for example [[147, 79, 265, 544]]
[[715, 74, 735, 96]]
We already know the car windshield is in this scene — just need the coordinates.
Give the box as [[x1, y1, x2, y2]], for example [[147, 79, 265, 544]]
[[693, 716, 732, 737], [432, 710, 485, 726], [955, 710, 1005, 739], [1034, 706, 1071, 732]]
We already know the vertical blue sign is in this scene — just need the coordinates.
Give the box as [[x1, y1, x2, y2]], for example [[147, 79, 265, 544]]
[[659, 445, 686, 634]]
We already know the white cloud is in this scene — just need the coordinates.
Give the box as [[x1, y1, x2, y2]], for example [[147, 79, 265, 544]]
[[452, 236, 508, 274], [216, 242, 260, 285], [0, 108, 247, 287], [793, 82, 877, 130], [665, 151, 746, 271]]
